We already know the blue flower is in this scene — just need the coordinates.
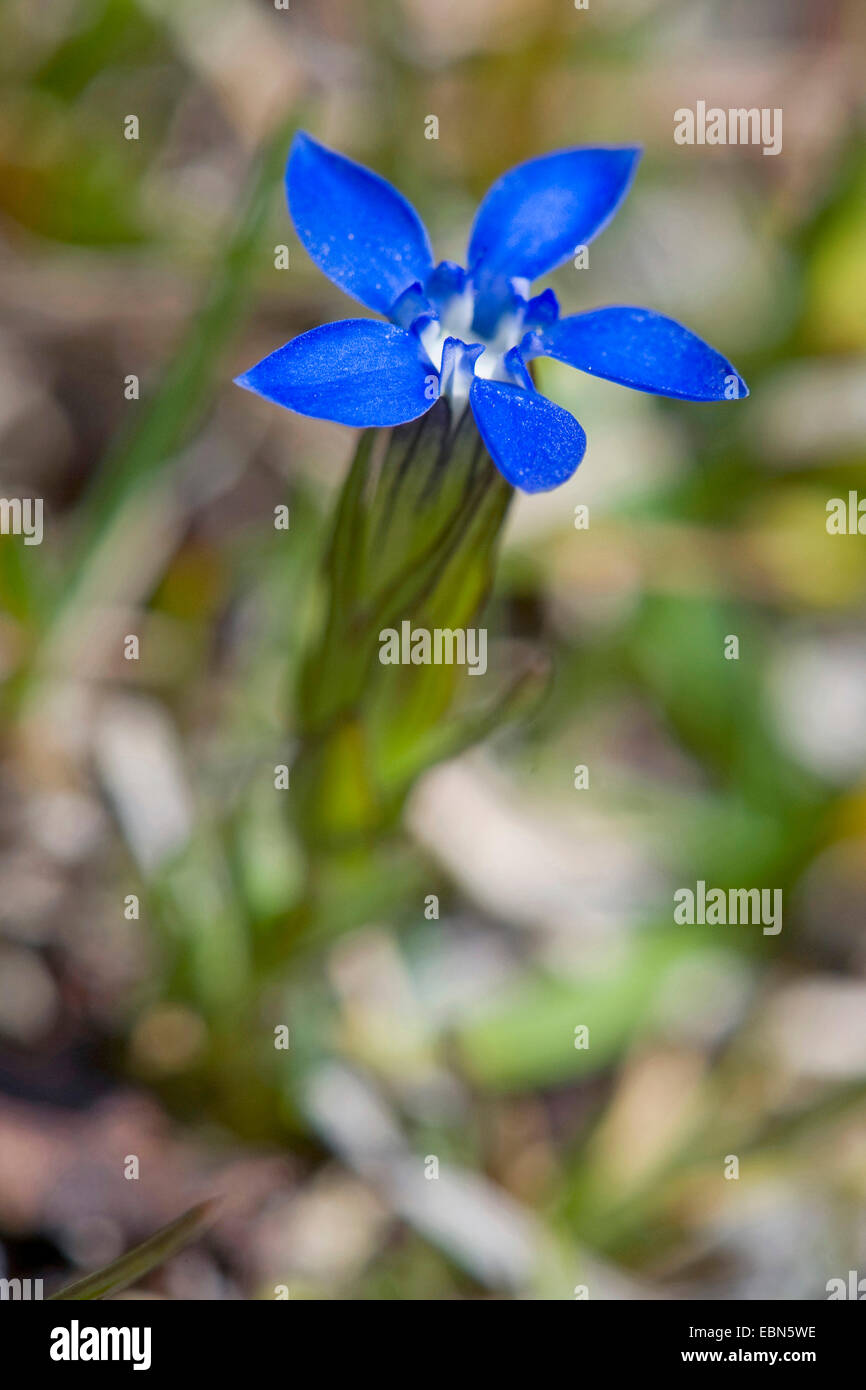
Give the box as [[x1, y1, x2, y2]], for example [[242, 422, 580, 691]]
[[236, 133, 748, 494]]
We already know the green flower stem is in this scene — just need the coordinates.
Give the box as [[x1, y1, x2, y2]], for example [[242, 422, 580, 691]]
[[290, 402, 512, 853]]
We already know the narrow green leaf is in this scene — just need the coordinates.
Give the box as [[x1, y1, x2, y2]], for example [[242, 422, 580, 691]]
[[27, 103, 310, 688], [50, 1198, 219, 1301]]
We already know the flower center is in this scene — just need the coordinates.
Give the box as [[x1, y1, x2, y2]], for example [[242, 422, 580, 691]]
[[418, 276, 529, 405]]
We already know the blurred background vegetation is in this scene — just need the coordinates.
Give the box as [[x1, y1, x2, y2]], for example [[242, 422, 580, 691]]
[[1, 0, 865, 1300]]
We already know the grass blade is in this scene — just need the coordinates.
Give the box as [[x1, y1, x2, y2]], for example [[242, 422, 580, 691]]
[[50, 1198, 219, 1301]]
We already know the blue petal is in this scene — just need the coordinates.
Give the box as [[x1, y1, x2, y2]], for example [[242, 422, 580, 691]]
[[527, 307, 749, 401], [425, 260, 468, 305], [503, 345, 534, 390], [235, 320, 436, 427], [470, 378, 586, 493], [287, 132, 434, 315], [524, 288, 560, 330], [390, 280, 435, 331], [467, 147, 641, 282], [471, 271, 524, 339]]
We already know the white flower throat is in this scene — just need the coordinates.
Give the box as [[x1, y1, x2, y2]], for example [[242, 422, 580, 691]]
[[419, 280, 530, 404]]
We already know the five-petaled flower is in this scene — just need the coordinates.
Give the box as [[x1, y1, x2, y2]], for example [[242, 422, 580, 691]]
[[236, 133, 748, 493]]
